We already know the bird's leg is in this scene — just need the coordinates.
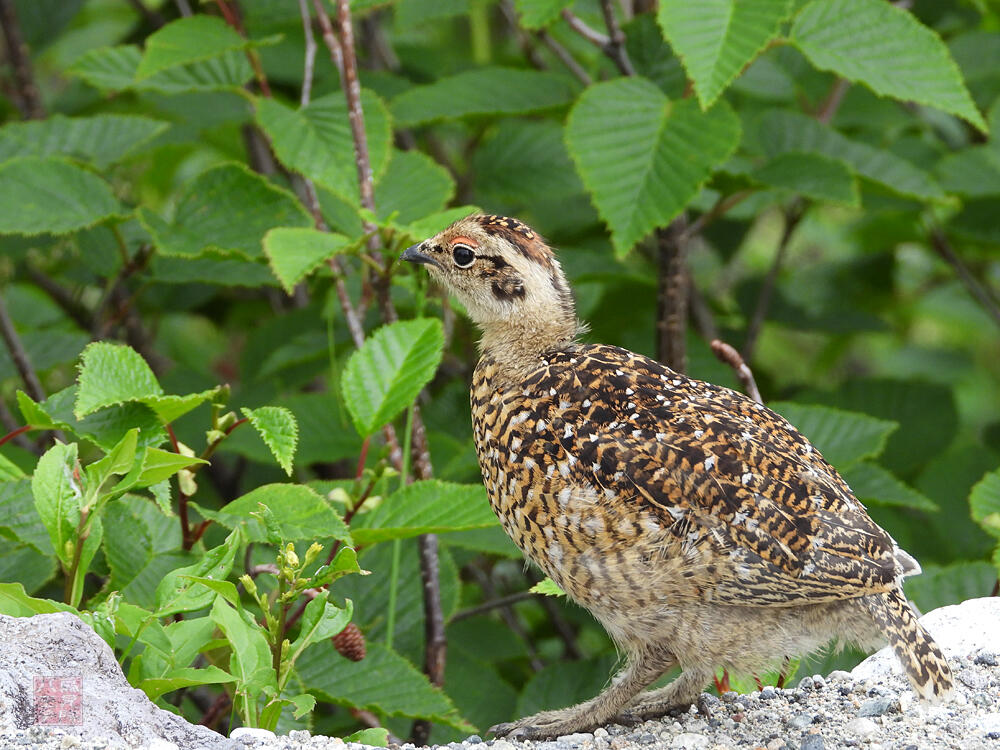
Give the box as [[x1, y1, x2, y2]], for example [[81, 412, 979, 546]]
[[490, 649, 672, 740], [616, 665, 713, 722]]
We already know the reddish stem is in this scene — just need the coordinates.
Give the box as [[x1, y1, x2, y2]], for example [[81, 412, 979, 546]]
[[0, 424, 33, 447], [355, 436, 370, 478]]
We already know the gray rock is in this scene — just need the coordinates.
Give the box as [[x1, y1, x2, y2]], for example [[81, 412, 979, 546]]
[[0, 613, 225, 749], [799, 736, 825, 750], [973, 650, 999, 667], [958, 668, 990, 690], [857, 698, 897, 717], [786, 713, 813, 730], [467, 735, 484, 744]]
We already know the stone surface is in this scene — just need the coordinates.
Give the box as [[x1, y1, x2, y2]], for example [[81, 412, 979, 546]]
[[851, 597, 1000, 681], [0, 613, 226, 748]]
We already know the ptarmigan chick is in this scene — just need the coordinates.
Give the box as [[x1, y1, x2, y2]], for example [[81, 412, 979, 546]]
[[401, 214, 953, 739]]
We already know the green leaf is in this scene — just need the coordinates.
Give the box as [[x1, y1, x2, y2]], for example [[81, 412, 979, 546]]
[[350, 480, 497, 544], [141, 387, 224, 424], [0, 114, 169, 168], [205, 484, 351, 544], [241, 407, 298, 476], [752, 151, 859, 206], [85, 428, 139, 489], [341, 318, 444, 437], [768, 402, 898, 469], [375, 150, 454, 224], [155, 529, 243, 616], [903, 561, 998, 612], [263, 228, 350, 294], [0, 454, 25, 480], [344, 729, 389, 747], [136, 15, 248, 80], [0, 544, 56, 595], [75, 342, 162, 419], [565, 78, 741, 257], [791, 0, 986, 131], [970, 469, 1000, 538], [0, 582, 77, 617], [70, 44, 253, 94], [840, 462, 939, 513], [139, 665, 236, 700], [0, 479, 52, 555], [103, 498, 153, 590], [210, 596, 276, 694], [31, 442, 81, 568], [754, 110, 944, 201], [935, 147, 1000, 198], [256, 91, 392, 204], [391, 67, 576, 126], [16, 390, 57, 430], [183, 576, 241, 607], [151, 249, 278, 287], [658, 0, 793, 109], [132, 448, 207, 487], [140, 163, 312, 259], [298, 640, 469, 729], [0, 157, 123, 236], [529, 577, 566, 597], [289, 593, 353, 657], [514, 0, 571, 29]]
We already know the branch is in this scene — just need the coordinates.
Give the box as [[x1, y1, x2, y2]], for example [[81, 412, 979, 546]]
[[815, 78, 849, 125], [679, 190, 753, 244], [929, 228, 1000, 332], [655, 218, 689, 373], [173, 0, 192, 17], [213, 0, 271, 97], [0, 291, 45, 402], [742, 202, 803, 362], [561, 9, 610, 48], [23, 264, 93, 331], [297, 0, 317, 106], [538, 30, 592, 86], [710, 340, 763, 404], [0, 0, 44, 119], [598, 0, 635, 76], [0, 397, 35, 452]]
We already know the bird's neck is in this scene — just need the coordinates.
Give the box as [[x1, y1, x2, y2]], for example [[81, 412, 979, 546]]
[[476, 314, 581, 384]]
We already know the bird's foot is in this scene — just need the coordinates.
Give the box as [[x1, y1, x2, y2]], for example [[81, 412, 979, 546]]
[[489, 707, 600, 740]]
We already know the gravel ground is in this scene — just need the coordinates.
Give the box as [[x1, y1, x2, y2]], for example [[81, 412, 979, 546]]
[[5, 647, 998, 750]]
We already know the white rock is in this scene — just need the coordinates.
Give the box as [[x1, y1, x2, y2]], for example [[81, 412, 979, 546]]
[[0, 613, 225, 748], [671, 732, 709, 749], [846, 717, 878, 736], [852, 597, 1000, 683], [493, 740, 518, 750], [146, 740, 178, 750], [231, 727, 276, 742], [979, 712, 1000, 734]]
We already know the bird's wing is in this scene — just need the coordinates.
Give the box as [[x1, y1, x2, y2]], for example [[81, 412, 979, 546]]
[[527, 344, 899, 606]]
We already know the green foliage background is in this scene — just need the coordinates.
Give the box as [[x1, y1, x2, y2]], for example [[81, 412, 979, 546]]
[[1, 0, 999, 743]]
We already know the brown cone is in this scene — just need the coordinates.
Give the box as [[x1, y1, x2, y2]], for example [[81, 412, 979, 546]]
[[332, 622, 366, 661]]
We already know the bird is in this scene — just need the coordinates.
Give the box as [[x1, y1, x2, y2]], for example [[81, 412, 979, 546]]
[[400, 213, 954, 740]]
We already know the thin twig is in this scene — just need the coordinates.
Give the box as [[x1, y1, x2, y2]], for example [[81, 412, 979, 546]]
[[679, 191, 753, 244], [742, 203, 803, 362], [498, 0, 549, 71], [298, 0, 317, 106], [816, 78, 850, 125], [213, 0, 272, 97], [929, 229, 1000, 331], [0, 292, 45, 402], [450, 590, 539, 622], [687, 273, 719, 343], [173, 0, 192, 17], [655, 219, 689, 373], [23, 265, 92, 331], [0, 0, 44, 119], [0, 398, 35, 451], [710, 340, 763, 404], [561, 9, 610, 48], [538, 30, 592, 86], [598, 0, 635, 76]]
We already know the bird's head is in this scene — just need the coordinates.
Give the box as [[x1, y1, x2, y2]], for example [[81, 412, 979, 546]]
[[401, 214, 579, 351]]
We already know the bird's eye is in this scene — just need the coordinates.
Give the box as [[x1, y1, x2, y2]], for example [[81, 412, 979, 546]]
[[452, 243, 476, 268]]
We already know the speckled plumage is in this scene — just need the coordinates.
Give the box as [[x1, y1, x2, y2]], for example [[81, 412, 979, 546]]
[[401, 214, 954, 739]]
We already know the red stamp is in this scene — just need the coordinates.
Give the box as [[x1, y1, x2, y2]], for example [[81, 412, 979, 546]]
[[33, 676, 82, 725]]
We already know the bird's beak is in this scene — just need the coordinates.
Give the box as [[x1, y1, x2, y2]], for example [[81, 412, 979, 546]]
[[400, 243, 440, 269]]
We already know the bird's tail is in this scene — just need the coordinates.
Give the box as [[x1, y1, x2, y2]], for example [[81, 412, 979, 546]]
[[864, 588, 954, 702]]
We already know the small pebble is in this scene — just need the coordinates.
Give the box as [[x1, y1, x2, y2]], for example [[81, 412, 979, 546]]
[[846, 717, 878, 737], [973, 650, 999, 667], [858, 697, 898, 717], [670, 732, 709, 748], [786, 713, 813, 730], [637, 732, 657, 744], [958, 668, 990, 689], [230, 728, 276, 743], [760, 686, 777, 701], [798, 677, 815, 691], [800, 736, 825, 750], [467, 736, 484, 744]]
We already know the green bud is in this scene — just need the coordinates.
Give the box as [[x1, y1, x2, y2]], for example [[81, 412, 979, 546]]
[[303, 542, 323, 568], [205, 429, 226, 445], [240, 574, 257, 597], [217, 411, 239, 431]]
